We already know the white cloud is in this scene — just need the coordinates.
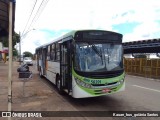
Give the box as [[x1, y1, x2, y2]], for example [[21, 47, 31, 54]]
[[15, 0, 160, 53], [20, 30, 50, 54], [111, 0, 160, 42], [123, 21, 160, 42]]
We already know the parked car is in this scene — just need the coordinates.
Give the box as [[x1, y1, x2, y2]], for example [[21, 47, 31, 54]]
[[23, 57, 33, 66]]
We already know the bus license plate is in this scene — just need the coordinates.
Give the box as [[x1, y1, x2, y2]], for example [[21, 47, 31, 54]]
[[102, 88, 111, 93]]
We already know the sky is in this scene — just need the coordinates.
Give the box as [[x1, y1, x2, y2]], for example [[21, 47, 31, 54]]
[[15, 0, 160, 54]]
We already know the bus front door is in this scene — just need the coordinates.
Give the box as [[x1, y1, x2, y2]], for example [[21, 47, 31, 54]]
[[60, 41, 72, 94]]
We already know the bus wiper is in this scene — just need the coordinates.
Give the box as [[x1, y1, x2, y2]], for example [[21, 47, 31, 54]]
[[91, 44, 102, 57], [90, 44, 103, 64]]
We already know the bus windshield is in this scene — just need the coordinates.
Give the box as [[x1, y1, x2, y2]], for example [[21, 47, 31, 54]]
[[74, 42, 123, 72]]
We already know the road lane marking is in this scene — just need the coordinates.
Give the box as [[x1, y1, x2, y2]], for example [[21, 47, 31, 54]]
[[132, 85, 160, 93]]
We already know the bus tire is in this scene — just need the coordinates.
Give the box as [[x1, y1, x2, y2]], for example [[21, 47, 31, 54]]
[[56, 75, 63, 94]]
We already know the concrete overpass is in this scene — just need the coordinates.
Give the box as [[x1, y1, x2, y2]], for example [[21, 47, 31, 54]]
[[123, 38, 160, 54]]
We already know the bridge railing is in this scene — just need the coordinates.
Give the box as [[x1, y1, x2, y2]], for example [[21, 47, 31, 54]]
[[124, 58, 160, 79]]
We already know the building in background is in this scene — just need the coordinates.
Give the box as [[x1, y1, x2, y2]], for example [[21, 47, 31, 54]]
[[0, 42, 8, 62]]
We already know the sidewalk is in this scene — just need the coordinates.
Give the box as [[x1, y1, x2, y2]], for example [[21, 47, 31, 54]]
[[0, 61, 9, 111], [0, 61, 85, 120]]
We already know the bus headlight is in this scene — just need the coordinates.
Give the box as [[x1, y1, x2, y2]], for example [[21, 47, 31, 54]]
[[120, 79, 124, 83], [118, 79, 124, 85], [74, 77, 92, 88]]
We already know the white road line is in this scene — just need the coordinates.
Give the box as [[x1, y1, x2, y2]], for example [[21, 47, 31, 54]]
[[132, 85, 160, 93]]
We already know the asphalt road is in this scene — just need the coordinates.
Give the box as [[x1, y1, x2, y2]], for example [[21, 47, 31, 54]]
[[39, 67, 160, 112], [1, 62, 160, 120], [38, 68, 160, 120]]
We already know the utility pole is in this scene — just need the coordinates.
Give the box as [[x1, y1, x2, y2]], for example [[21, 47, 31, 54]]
[[8, 1, 13, 120], [19, 32, 21, 65]]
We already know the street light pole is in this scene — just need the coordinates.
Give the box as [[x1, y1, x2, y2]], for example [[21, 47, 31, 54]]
[[19, 32, 21, 65], [19, 29, 35, 65]]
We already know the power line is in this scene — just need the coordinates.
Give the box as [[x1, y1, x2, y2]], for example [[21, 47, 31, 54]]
[[26, 0, 50, 32], [21, 0, 38, 36]]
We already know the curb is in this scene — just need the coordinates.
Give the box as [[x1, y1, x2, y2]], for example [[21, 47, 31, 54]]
[[126, 74, 160, 82]]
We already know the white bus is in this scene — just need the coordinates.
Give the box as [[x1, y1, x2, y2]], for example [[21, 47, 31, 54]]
[[35, 30, 125, 98]]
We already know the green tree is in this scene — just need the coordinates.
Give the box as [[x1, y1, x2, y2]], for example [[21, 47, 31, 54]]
[[13, 48, 18, 56], [23, 51, 33, 58], [0, 32, 20, 57], [0, 31, 20, 48]]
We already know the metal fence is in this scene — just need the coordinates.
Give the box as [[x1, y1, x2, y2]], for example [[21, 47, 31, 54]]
[[124, 58, 160, 79]]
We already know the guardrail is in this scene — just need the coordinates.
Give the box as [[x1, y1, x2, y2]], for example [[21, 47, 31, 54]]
[[124, 58, 160, 79]]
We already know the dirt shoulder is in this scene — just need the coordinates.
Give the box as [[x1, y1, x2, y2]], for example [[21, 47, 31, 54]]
[[0, 61, 87, 120]]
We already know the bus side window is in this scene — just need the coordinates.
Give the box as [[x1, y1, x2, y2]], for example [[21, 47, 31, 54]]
[[56, 43, 60, 61], [47, 45, 50, 60], [50, 44, 55, 61]]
